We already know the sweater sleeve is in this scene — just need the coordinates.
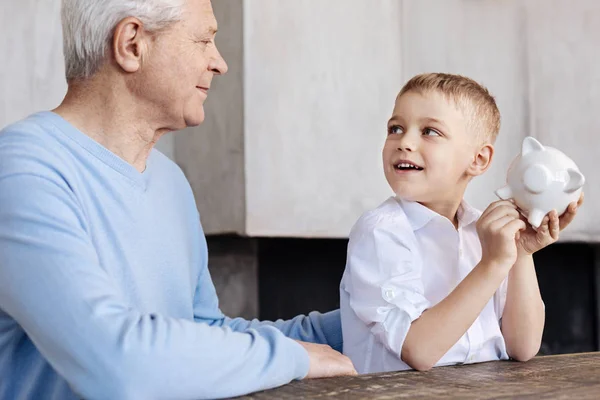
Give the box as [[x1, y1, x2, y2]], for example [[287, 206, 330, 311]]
[[191, 228, 343, 353], [212, 311, 343, 353], [0, 170, 309, 399]]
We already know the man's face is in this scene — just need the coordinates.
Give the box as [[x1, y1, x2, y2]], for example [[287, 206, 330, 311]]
[[131, 0, 228, 129], [382, 90, 477, 204]]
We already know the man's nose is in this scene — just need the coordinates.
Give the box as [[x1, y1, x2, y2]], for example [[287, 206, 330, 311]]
[[209, 46, 228, 75]]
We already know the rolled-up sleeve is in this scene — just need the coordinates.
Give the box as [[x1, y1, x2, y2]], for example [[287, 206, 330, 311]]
[[344, 215, 430, 357]]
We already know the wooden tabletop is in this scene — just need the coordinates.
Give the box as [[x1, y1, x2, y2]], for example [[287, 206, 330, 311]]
[[237, 352, 600, 399]]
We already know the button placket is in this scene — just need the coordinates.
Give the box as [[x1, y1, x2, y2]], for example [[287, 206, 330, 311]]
[[383, 287, 395, 302]]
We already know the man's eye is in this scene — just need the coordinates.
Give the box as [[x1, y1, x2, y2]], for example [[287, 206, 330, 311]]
[[423, 128, 441, 137], [388, 125, 403, 135]]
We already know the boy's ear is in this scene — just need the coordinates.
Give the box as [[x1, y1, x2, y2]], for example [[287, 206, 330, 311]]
[[467, 143, 494, 177]]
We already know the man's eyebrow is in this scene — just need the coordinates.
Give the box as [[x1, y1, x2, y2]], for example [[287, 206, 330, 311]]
[[207, 26, 218, 35]]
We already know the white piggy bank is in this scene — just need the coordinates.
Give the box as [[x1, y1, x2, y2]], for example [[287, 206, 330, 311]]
[[495, 136, 585, 229]]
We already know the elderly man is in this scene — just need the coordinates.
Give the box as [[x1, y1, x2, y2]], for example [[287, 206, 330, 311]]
[[0, 0, 356, 399]]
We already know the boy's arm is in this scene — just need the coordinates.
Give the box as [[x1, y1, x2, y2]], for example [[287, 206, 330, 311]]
[[501, 196, 583, 362], [402, 201, 525, 371], [402, 259, 510, 370], [500, 253, 544, 362], [345, 201, 523, 371]]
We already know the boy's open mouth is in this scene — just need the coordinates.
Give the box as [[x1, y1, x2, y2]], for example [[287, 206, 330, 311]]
[[393, 161, 424, 171]]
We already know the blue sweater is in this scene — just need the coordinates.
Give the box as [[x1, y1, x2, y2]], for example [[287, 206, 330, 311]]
[[0, 112, 342, 399]]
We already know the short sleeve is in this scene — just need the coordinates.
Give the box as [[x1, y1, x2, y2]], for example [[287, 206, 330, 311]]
[[343, 214, 430, 357]]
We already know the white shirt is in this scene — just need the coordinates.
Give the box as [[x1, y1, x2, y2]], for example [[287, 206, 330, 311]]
[[340, 197, 509, 374]]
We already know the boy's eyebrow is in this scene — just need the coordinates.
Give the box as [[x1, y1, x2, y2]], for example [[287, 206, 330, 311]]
[[387, 116, 403, 125], [387, 116, 450, 130], [422, 117, 449, 130]]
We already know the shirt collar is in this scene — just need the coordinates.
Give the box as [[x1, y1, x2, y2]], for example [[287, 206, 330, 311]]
[[396, 197, 440, 231], [457, 200, 481, 228], [396, 197, 481, 231]]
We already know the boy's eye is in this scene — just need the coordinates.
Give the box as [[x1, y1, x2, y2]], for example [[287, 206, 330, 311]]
[[423, 128, 441, 137], [388, 125, 404, 135]]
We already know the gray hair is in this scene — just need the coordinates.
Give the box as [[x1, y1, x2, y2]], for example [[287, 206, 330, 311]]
[[61, 0, 185, 81]]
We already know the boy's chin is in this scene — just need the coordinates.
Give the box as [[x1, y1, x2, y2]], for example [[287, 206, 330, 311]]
[[393, 191, 423, 203]]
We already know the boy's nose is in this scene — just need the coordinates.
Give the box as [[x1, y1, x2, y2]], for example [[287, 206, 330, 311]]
[[397, 136, 416, 152], [394, 129, 418, 152]]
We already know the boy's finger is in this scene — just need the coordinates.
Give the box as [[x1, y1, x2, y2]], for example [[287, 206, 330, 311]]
[[501, 218, 527, 238], [559, 206, 578, 230], [480, 200, 518, 220], [537, 217, 550, 236], [483, 204, 520, 223], [577, 192, 585, 207], [489, 215, 518, 232], [549, 210, 560, 240]]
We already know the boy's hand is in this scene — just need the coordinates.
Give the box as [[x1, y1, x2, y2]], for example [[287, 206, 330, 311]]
[[477, 200, 526, 269], [517, 192, 584, 256], [295, 341, 357, 378]]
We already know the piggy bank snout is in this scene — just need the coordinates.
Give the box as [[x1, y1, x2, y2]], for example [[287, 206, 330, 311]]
[[522, 164, 551, 194]]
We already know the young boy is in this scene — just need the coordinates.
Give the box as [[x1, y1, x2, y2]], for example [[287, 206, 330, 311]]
[[340, 73, 583, 373]]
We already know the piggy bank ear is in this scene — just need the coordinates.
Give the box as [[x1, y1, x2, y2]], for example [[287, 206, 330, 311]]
[[522, 136, 545, 155], [495, 185, 513, 200], [564, 168, 585, 193]]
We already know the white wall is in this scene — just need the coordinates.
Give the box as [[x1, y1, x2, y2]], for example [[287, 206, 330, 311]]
[[0, 0, 66, 129], [243, 0, 404, 237], [2, 0, 598, 241], [191, 0, 595, 240], [523, 0, 600, 242], [0, 0, 175, 159]]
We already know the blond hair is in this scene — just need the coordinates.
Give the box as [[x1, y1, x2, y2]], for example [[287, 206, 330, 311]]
[[398, 73, 501, 143]]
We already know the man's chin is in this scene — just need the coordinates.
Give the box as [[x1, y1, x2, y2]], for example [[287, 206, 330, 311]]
[[183, 108, 206, 127]]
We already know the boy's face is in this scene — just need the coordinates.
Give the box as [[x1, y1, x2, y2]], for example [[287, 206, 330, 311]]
[[383, 90, 481, 204]]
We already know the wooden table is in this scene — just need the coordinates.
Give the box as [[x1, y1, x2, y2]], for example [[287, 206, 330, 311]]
[[237, 352, 600, 399]]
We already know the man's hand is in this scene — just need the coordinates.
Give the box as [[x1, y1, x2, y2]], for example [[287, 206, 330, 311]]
[[295, 341, 357, 379], [477, 200, 527, 269], [517, 192, 584, 256]]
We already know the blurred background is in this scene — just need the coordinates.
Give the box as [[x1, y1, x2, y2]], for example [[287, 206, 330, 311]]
[[1, 0, 599, 355]]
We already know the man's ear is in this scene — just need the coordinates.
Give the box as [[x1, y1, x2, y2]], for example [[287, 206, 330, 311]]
[[112, 17, 147, 73], [467, 143, 494, 177]]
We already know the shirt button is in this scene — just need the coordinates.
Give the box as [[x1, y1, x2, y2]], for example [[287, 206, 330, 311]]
[[384, 288, 395, 301], [459, 248, 463, 257]]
